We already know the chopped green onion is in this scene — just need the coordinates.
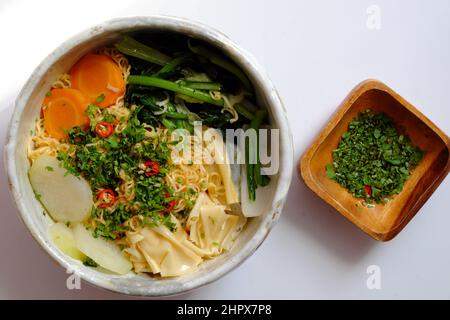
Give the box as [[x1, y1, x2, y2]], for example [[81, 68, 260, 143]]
[[128, 75, 224, 106], [152, 54, 191, 78]]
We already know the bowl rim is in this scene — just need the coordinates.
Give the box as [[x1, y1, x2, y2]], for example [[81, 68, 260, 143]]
[[4, 16, 294, 296]]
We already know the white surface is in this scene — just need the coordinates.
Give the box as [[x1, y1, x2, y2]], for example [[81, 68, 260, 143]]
[[0, 0, 449, 299]]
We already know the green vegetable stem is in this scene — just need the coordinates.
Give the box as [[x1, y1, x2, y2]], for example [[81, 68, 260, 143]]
[[128, 76, 224, 107]]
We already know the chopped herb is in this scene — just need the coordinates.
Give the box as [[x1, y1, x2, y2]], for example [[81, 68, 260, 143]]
[[45, 91, 52, 97], [325, 164, 336, 179], [45, 166, 54, 172], [95, 93, 106, 103], [57, 107, 176, 240], [103, 112, 115, 124], [326, 110, 424, 204], [85, 104, 99, 118]]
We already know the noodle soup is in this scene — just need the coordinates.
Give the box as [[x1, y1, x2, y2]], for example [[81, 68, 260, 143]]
[[28, 33, 274, 278]]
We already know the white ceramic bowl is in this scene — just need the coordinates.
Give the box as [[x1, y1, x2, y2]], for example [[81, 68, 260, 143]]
[[4, 16, 293, 296]]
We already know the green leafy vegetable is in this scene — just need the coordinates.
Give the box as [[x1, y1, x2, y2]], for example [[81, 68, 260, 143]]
[[177, 80, 222, 91], [152, 54, 192, 78], [246, 109, 268, 201], [83, 257, 98, 267], [121, 35, 261, 133], [187, 39, 252, 92]]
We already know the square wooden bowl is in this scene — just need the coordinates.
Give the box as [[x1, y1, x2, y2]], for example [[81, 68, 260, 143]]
[[300, 79, 450, 241]]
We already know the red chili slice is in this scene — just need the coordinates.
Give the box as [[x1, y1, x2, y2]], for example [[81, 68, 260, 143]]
[[95, 121, 114, 138], [161, 193, 175, 214], [97, 189, 116, 208], [144, 161, 160, 176], [364, 185, 373, 197]]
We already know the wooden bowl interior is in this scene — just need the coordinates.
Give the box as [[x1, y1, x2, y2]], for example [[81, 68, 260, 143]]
[[308, 88, 449, 239]]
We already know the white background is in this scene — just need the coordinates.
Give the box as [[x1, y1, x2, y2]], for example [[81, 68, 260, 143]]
[[0, 0, 449, 299]]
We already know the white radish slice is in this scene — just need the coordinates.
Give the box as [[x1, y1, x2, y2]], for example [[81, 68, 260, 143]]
[[29, 155, 93, 223], [73, 224, 132, 275], [240, 165, 275, 217], [49, 222, 86, 261]]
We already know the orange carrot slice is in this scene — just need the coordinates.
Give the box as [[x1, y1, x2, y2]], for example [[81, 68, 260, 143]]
[[69, 54, 125, 108], [43, 88, 89, 140]]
